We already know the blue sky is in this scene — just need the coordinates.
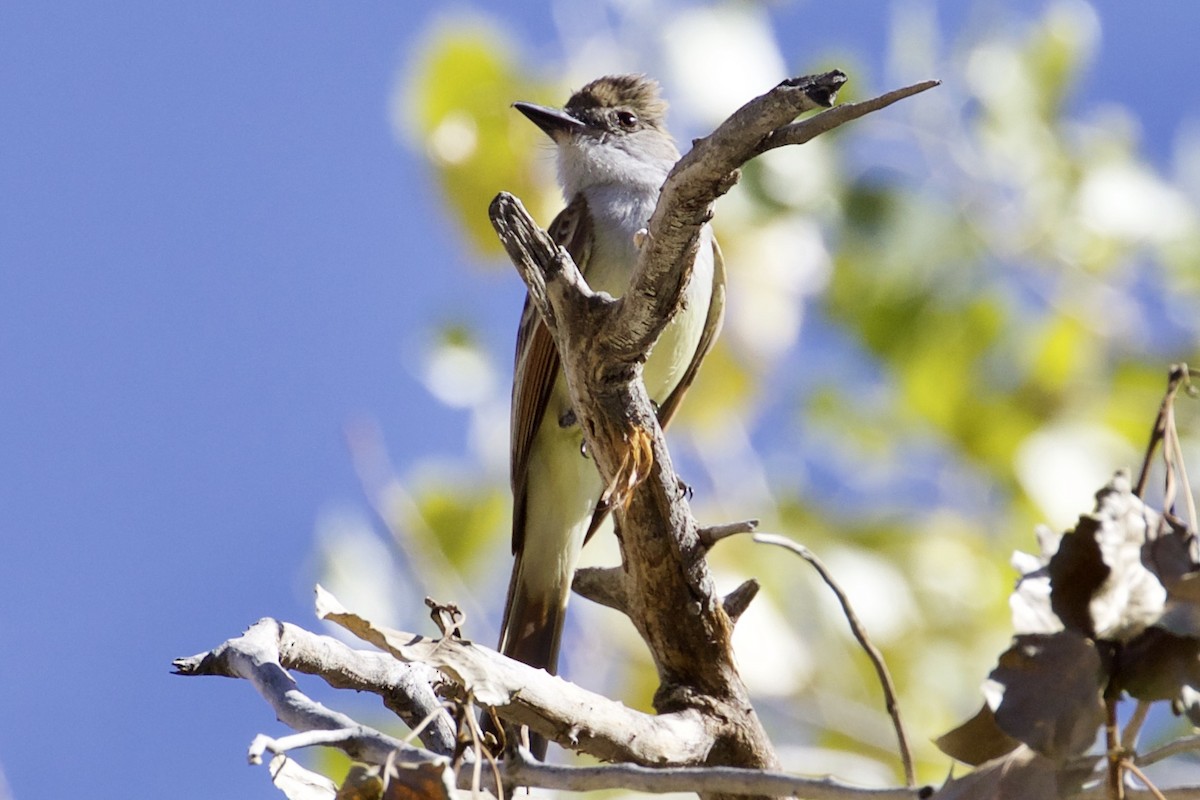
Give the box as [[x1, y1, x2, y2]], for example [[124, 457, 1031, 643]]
[[2, 2, 1198, 798]]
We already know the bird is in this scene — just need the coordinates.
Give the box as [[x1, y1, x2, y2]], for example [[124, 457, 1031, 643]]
[[498, 73, 726, 716]]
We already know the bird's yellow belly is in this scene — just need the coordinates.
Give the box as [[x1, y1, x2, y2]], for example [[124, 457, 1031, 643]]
[[586, 233, 715, 406]]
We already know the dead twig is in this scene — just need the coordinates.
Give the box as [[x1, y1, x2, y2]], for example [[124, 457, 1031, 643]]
[[753, 533, 916, 789], [699, 519, 760, 548], [1133, 364, 1194, 502]]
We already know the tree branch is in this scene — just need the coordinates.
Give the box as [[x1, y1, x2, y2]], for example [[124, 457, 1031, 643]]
[[315, 586, 712, 765], [722, 579, 760, 623], [172, 618, 437, 765], [700, 519, 760, 548], [1136, 733, 1200, 767], [573, 565, 632, 614], [499, 749, 922, 798], [752, 79, 941, 156]]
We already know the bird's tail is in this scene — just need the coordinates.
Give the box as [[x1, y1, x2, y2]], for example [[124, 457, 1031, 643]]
[[499, 554, 565, 674], [489, 551, 566, 760]]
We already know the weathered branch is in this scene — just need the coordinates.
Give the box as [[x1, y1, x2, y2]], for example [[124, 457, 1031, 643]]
[[172, 618, 437, 764], [573, 569, 759, 622], [499, 749, 921, 798], [242, 727, 1200, 799], [752, 79, 941, 155], [700, 518, 760, 548], [176, 617, 456, 755], [722, 579, 760, 623], [315, 586, 711, 765], [177, 596, 1200, 797], [489, 191, 593, 346], [573, 565, 631, 613]]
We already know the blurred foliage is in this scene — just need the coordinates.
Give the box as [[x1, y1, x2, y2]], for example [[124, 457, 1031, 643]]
[[322, 0, 1200, 789], [400, 18, 560, 255]]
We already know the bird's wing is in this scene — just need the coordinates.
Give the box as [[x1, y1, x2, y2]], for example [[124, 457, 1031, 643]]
[[583, 232, 726, 542], [509, 193, 593, 554], [651, 233, 726, 429]]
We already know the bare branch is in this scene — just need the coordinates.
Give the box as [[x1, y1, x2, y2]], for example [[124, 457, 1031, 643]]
[[573, 566, 631, 614], [498, 749, 921, 798], [1106, 696, 1123, 800], [238, 726, 1200, 799], [248, 729, 374, 765], [173, 618, 434, 765], [264, 754, 338, 800], [752, 80, 941, 156], [700, 519, 760, 549], [175, 617, 455, 755], [722, 579, 760, 623], [489, 191, 593, 343], [315, 586, 711, 765], [1121, 701, 1152, 752], [754, 534, 916, 789], [1121, 761, 1169, 800], [1137, 733, 1200, 767], [275, 620, 455, 754], [1133, 364, 1193, 498], [252, 734, 458, 800]]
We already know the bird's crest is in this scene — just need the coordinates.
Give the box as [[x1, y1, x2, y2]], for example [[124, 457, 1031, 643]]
[[566, 74, 668, 131]]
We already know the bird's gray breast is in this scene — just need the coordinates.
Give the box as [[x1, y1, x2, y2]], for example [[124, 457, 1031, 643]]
[[579, 183, 714, 404]]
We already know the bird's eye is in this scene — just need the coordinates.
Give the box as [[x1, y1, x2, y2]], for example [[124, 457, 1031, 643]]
[[615, 110, 638, 129]]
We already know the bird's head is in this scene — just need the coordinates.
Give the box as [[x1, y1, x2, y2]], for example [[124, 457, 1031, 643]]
[[515, 74, 679, 196]]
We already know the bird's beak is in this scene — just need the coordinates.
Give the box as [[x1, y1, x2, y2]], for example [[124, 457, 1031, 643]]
[[513, 102, 586, 140]]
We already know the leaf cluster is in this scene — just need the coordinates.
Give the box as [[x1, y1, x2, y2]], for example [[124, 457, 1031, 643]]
[[937, 369, 1200, 796]]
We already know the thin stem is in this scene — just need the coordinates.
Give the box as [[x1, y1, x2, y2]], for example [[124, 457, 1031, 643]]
[[1133, 364, 1190, 499], [1120, 701, 1151, 753], [1167, 401, 1198, 530], [753, 533, 916, 788], [1137, 733, 1200, 767], [1122, 760, 1169, 800], [1107, 696, 1124, 800]]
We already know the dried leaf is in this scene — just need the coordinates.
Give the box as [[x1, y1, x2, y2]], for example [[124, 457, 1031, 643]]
[[1010, 563, 1063, 636], [985, 633, 1105, 760], [1142, 515, 1197, 591], [1044, 474, 1171, 642], [381, 761, 455, 800], [1112, 627, 1200, 706], [1178, 685, 1200, 726], [931, 746, 1076, 800], [1047, 515, 1110, 637], [935, 703, 1021, 766], [336, 764, 385, 800], [334, 759, 455, 800]]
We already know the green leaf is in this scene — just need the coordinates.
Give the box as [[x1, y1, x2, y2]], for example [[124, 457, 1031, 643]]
[[403, 22, 555, 256]]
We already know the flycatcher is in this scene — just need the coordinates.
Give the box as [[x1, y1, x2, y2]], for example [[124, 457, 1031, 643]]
[[499, 74, 726, 697]]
